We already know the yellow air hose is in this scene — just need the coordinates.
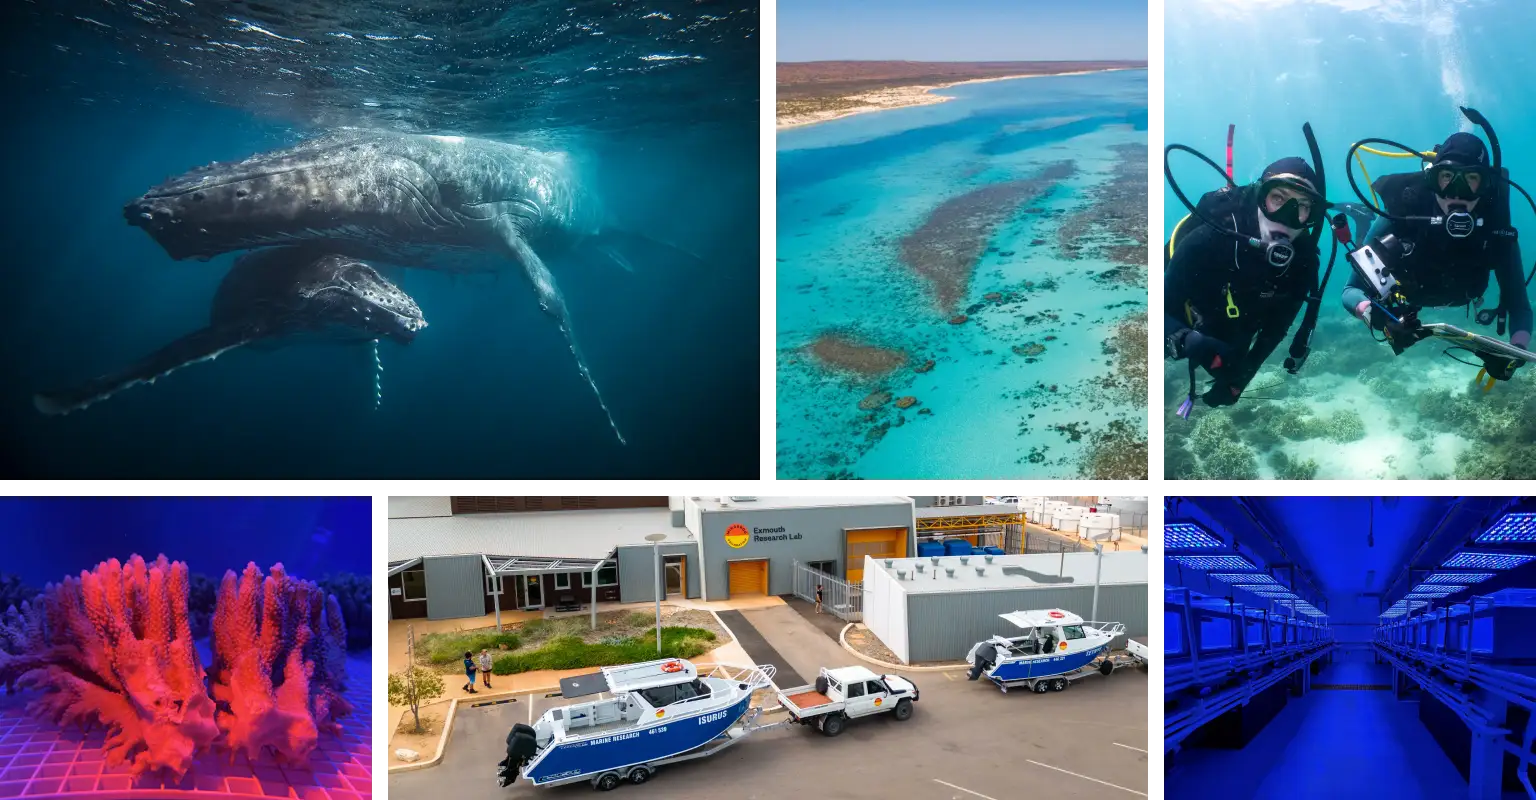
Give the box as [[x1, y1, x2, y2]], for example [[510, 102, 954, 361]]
[[1353, 146, 1438, 209]]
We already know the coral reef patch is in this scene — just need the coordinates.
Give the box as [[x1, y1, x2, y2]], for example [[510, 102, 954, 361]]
[[899, 161, 1076, 313], [210, 562, 351, 763], [807, 333, 908, 377]]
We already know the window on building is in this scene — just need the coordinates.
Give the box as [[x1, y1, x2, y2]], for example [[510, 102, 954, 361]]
[[808, 560, 837, 576], [581, 567, 619, 587], [554, 573, 571, 590], [485, 571, 502, 596], [401, 569, 426, 602]]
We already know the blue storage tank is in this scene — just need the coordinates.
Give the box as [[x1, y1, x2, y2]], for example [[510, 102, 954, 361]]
[[916, 541, 945, 558], [944, 539, 974, 556], [983, 546, 1005, 555], [1470, 589, 1536, 660], [1192, 597, 1238, 655], [1243, 608, 1267, 651], [1165, 587, 1190, 657]]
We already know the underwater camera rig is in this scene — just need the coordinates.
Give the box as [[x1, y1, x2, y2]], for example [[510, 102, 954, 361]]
[[1339, 107, 1536, 389]]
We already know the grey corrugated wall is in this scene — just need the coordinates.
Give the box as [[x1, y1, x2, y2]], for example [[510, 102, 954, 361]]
[[697, 503, 915, 600], [424, 555, 489, 620], [617, 543, 701, 602], [904, 584, 1147, 663]]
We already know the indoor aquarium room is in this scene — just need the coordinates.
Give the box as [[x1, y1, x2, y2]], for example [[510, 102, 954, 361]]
[[0, 497, 371, 798], [1165, 496, 1536, 800]]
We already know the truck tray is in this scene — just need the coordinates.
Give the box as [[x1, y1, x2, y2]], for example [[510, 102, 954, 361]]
[[785, 690, 832, 709]]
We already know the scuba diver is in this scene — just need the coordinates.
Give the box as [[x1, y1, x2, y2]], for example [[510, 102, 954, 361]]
[[1164, 123, 1337, 418], [1341, 109, 1533, 388]]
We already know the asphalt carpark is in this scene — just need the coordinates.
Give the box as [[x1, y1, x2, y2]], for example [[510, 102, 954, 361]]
[[390, 604, 1149, 799]]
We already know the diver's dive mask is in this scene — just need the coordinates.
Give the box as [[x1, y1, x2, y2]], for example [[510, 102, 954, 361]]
[[1428, 163, 1490, 202], [1258, 175, 1320, 230]]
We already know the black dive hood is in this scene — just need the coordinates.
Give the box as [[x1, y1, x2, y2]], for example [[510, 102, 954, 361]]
[[1165, 122, 1331, 256], [1344, 105, 1503, 223]]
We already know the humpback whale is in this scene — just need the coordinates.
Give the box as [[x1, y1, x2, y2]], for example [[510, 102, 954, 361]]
[[123, 131, 636, 443], [35, 247, 425, 416]]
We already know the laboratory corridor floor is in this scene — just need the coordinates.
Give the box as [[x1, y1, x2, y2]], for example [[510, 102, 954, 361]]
[[1167, 652, 1470, 799]]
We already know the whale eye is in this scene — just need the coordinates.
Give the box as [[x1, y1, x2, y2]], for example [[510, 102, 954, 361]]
[[235, 188, 249, 198]]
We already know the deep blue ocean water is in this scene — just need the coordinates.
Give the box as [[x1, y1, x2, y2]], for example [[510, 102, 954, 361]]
[[0, 1, 758, 478], [778, 70, 1147, 478], [0, 496, 369, 591], [1165, 0, 1536, 479]]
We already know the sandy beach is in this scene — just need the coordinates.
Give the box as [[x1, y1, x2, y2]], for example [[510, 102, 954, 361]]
[[776, 68, 1136, 130]]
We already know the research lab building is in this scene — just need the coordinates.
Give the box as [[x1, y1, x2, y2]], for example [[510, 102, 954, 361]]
[[387, 496, 917, 620]]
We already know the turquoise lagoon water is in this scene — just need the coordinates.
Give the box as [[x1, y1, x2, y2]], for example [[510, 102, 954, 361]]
[[1165, 0, 1536, 480], [777, 70, 1148, 479]]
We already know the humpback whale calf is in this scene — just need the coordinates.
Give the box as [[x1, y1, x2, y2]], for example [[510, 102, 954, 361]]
[[123, 131, 640, 444], [35, 247, 425, 416]]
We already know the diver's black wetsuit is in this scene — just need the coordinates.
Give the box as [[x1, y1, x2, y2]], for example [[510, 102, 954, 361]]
[[1166, 207, 1319, 397], [1341, 181, 1532, 342]]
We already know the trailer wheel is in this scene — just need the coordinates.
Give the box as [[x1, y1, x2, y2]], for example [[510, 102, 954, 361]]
[[595, 772, 621, 791], [1052, 678, 1068, 692], [628, 766, 652, 785], [894, 698, 914, 721], [820, 713, 847, 737], [1099, 660, 1115, 677], [1032, 681, 1049, 694]]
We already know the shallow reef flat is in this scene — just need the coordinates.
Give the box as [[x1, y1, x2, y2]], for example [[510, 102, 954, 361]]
[[899, 161, 1076, 313], [1165, 311, 1536, 479], [1057, 143, 1148, 285], [778, 118, 1148, 479]]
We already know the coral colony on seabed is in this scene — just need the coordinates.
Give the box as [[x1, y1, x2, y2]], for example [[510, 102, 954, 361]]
[[0, 554, 367, 796]]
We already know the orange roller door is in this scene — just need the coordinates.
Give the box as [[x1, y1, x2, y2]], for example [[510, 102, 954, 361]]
[[728, 559, 768, 597], [845, 528, 908, 582]]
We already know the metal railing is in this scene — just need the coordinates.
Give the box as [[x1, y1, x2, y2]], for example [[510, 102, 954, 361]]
[[1017, 529, 1094, 554], [792, 560, 861, 622]]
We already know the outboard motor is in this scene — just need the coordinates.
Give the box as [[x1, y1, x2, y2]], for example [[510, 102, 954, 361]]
[[496, 724, 538, 787], [966, 643, 993, 681]]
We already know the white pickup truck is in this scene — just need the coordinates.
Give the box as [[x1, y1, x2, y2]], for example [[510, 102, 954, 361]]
[[775, 666, 919, 737]]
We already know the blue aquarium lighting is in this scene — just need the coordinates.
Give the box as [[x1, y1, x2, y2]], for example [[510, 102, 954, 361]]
[[1474, 512, 1536, 543], [1442, 551, 1536, 570], [1409, 584, 1465, 596], [1164, 522, 1224, 549], [1168, 554, 1257, 571], [1210, 572, 1279, 586], [1422, 572, 1495, 584]]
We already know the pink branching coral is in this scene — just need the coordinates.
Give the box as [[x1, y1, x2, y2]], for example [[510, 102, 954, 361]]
[[16, 555, 219, 778], [209, 562, 351, 762]]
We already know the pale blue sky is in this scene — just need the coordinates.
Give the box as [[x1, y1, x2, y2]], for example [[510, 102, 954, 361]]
[[778, 0, 1148, 62]]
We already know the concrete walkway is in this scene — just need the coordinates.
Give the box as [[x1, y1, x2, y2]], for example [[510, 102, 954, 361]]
[[725, 602, 854, 689]]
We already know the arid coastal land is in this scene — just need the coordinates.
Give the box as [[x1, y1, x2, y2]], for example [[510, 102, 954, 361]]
[[776, 60, 1147, 128]]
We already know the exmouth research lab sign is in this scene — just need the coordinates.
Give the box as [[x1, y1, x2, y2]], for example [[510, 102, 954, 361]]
[[725, 523, 804, 549]]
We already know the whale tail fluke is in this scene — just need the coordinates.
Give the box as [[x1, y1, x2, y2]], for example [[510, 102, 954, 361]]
[[34, 325, 257, 416], [502, 226, 627, 446]]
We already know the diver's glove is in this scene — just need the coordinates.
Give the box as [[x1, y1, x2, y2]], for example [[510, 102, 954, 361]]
[[1168, 329, 1232, 370], [1370, 307, 1429, 355], [1201, 381, 1243, 408]]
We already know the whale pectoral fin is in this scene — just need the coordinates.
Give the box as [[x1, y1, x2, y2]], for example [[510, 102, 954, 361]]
[[498, 226, 627, 445], [34, 325, 258, 416]]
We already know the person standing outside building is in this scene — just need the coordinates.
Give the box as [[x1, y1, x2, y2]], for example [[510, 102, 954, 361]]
[[815, 584, 823, 614], [478, 649, 495, 689], [462, 651, 478, 694]]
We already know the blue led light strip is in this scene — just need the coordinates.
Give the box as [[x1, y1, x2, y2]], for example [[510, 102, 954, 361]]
[[1422, 572, 1495, 584], [1210, 572, 1279, 585], [1164, 522, 1224, 549], [1475, 512, 1536, 544], [1168, 555, 1257, 571], [1442, 551, 1536, 569]]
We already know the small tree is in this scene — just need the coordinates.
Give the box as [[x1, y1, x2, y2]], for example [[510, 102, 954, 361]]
[[388, 666, 445, 734]]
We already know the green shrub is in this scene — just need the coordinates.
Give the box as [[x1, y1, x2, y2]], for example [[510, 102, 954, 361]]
[[418, 630, 522, 665], [491, 627, 718, 675]]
